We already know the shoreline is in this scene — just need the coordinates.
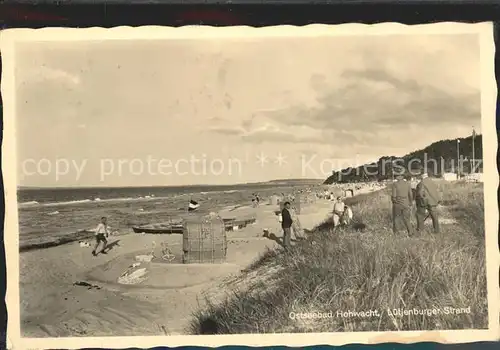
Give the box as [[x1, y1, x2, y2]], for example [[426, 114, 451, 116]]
[[18, 182, 384, 254], [18, 180, 323, 207], [17, 197, 275, 252], [20, 195, 336, 337], [18, 199, 274, 253]]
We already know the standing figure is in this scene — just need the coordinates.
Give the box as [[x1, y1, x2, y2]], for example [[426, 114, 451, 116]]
[[391, 175, 414, 236], [281, 201, 293, 250], [290, 207, 305, 240], [415, 172, 441, 233], [332, 196, 346, 229]]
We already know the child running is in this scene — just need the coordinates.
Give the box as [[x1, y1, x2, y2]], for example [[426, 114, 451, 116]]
[[92, 216, 110, 256]]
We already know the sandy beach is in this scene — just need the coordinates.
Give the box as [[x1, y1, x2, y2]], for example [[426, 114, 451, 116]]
[[20, 196, 335, 337]]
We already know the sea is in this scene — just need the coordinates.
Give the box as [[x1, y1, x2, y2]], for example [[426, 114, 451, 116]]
[[17, 182, 320, 252]]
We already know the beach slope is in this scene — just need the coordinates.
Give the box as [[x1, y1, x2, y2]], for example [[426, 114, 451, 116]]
[[20, 198, 333, 336]]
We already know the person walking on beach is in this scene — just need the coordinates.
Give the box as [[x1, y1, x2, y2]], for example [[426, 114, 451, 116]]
[[92, 216, 110, 256], [415, 172, 441, 234], [391, 175, 414, 236], [281, 201, 293, 250]]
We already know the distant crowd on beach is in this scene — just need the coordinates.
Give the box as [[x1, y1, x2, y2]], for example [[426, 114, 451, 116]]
[[251, 193, 261, 207]]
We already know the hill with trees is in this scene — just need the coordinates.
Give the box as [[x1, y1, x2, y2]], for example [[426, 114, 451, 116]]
[[324, 134, 483, 184]]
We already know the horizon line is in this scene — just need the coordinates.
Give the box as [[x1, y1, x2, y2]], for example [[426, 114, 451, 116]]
[[17, 178, 325, 190]]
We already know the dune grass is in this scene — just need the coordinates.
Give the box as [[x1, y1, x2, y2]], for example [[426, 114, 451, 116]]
[[190, 181, 488, 334]]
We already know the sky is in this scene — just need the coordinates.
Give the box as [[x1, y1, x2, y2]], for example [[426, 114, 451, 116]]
[[14, 33, 482, 187]]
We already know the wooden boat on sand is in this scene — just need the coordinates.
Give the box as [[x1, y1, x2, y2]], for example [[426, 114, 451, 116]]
[[133, 216, 257, 234], [132, 222, 184, 234], [222, 217, 257, 231]]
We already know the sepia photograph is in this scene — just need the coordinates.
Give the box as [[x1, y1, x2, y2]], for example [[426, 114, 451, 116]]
[[1, 23, 498, 348]]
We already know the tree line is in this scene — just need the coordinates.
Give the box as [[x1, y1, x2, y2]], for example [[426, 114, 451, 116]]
[[324, 134, 483, 184]]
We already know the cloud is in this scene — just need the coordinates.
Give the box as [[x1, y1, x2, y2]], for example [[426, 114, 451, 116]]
[[16, 66, 86, 126], [261, 67, 480, 134], [209, 121, 364, 146], [209, 126, 245, 136], [21, 66, 81, 86], [209, 64, 480, 152], [341, 69, 423, 94], [242, 124, 318, 144], [209, 122, 321, 144], [46, 68, 81, 85]]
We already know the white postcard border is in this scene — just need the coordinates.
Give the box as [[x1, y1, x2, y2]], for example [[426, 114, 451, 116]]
[[1, 22, 498, 349]]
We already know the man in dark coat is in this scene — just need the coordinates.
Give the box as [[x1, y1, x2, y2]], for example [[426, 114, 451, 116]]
[[415, 172, 441, 233], [281, 201, 293, 249], [391, 175, 414, 236]]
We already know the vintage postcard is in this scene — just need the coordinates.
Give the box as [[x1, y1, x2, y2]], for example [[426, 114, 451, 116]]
[[1, 23, 498, 349]]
